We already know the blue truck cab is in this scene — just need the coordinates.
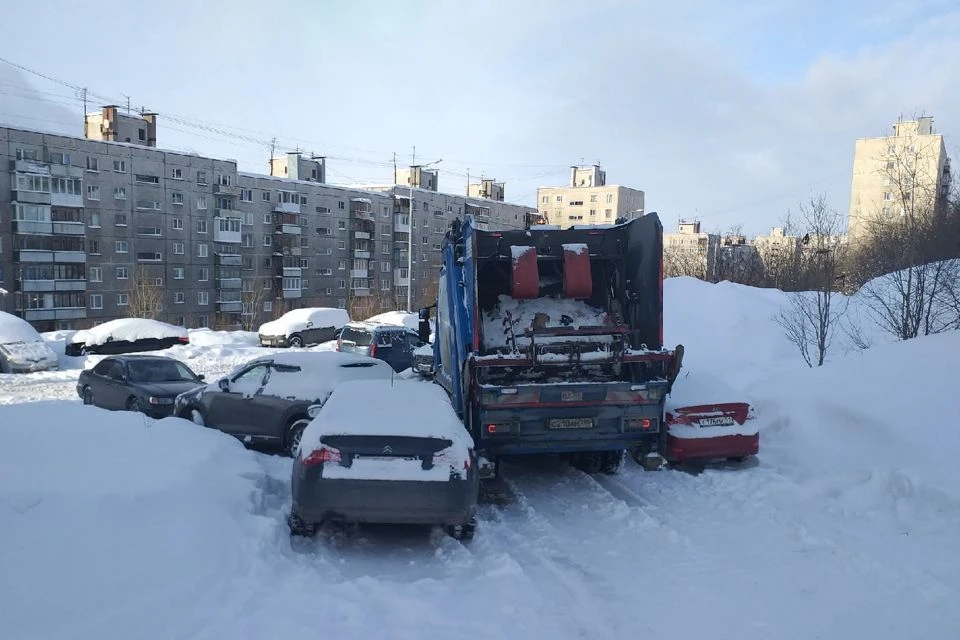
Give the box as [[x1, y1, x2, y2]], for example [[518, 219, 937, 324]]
[[423, 213, 682, 477]]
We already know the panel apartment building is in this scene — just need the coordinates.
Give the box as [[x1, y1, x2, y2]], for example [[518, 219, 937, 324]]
[[0, 109, 537, 331], [535, 164, 645, 228]]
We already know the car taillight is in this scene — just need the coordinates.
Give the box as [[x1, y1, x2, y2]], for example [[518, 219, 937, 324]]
[[369, 342, 377, 357], [336, 339, 341, 351], [178, 337, 189, 344], [300, 445, 341, 467]]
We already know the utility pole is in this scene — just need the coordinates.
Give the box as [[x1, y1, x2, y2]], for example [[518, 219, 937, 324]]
[[269, 137, 277, 175], [81, 87, 88, 134], [466, 168, 470, 196]]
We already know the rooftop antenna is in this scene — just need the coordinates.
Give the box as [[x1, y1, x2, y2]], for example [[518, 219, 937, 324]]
[[122, 94, 131, 115]]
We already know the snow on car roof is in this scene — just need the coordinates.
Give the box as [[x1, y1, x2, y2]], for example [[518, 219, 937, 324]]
[[0, 311, 44, 345], [300, 379, 473, 447], [258, 307, 351, 336], [69, 318, 188, 347], [361, 310, 419, 330], [231, 351, 395, 402]]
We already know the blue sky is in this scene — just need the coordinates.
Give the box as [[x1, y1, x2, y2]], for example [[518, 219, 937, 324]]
[[2, 0, 958, 235]]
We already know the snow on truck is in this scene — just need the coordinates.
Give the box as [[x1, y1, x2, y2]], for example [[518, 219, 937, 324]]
[[419, 213, 685, 479]]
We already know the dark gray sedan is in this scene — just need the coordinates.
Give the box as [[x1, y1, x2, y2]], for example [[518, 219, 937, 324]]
[[77, 355, 205, 418]]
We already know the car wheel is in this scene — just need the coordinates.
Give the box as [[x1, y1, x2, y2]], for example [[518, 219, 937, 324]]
[[82, 387, 94, 405], [287, 511, 316, 537], [285, 418, 310, 457], [288, 335, 303, 348], [446, 516, 476, 541], [184, 407, 206, 427], [126, 397, 142, 413]]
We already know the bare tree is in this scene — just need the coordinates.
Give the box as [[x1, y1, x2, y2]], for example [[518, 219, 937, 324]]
[[774, 194, 849, 367], [851, 139, 960, 340], [347, 287, 382, 322], [240, 272, 270, 332], [127, 265, 163, 319]]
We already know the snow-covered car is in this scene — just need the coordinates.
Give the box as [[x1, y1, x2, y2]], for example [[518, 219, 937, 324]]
[[413, 343, 434, 377], [337, 322, 425, 372], [0, 311, 58, 374], [660, 369, 759, 465], [65, 319, 189, 356], [173, 351, 394, 456], [77, 355, 205, 417], [258, 307, 350, 348], [289, 379, 479, 540]]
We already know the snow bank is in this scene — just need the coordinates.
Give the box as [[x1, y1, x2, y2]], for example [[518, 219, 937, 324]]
[[363, 310, 419, 330], [186, 328, 259, 348], [0, 311, 44, 344], [301, 379, 473, 448], [69, 318, 188, 347], [482, 294, 609, 350], [258, 307, 350, 337]]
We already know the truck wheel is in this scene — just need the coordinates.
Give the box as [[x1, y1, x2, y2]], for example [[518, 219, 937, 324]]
[[287, 511, 316, 537], [600, 450, 626, 475], [572, 452, 603, 474], [446, 516, 476, 541]]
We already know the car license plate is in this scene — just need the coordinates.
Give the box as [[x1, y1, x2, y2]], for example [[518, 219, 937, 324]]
[[698, 417, 735, 427], [549, 417, 594, 429], [561, 390, 583, 402]]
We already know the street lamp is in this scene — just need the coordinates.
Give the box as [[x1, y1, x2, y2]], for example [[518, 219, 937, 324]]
[[406, 158, 442, 311]]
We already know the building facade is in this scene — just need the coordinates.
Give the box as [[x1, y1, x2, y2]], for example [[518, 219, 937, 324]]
[[0, 118, 536, 331], [536, 165, 645, 228], [848, 116, 952, 242], [663, 220, 719, 280]]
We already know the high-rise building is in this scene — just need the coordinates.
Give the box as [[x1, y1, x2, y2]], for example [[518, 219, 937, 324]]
[[536, 165, 644, 228], [848, 116, 952, 242], [0, 113, 536, 331]]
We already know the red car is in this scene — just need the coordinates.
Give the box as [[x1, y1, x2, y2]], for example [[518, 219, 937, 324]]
[[663, 371, 759, 465]]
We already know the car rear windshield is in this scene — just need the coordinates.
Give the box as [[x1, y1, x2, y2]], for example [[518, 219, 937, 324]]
[[340, 327, 372, 346], [128, 360, 197, 383]]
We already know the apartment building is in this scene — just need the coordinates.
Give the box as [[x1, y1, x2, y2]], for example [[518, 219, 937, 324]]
[[848, 116, 952, 242], [663, 220, 719, 280], [536, 165, 645, 228], [0, 115, 537, 332]]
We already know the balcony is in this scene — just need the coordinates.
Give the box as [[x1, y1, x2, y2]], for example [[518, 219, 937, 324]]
[[394, 269, 410, 285], [282, 288, 303, 299], [352, 249, 371, 259], [23, 308, 87, 322], [216, 278, 242, 290], [11, 159, 50, 174], [282, 267, 302, 277], [52, 221, 86, 235], [353, 231, 371, 240], [213, 225, 242, 244], [214, 184, 240, 197], [393, 216, 410, 233], [18, 279, 87, 293], [274, 201, 300, 214], [215, 253, 243, 266], [349, 287, 371, 297], [216, 301, 243, 313], [349, 268, 370, 279], [272, 246, 302, 257], [12, 190, 53, 205], [50, 164, 84, 179], [276, 223, 301, 235]]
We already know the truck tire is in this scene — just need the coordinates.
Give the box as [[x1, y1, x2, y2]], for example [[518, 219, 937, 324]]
[[287, 511, 316, 537], [600, 450, 626, 475], [571, 451, 603, 474]]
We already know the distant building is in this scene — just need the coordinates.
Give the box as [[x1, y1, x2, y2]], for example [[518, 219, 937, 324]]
[[269, 152, 326, 183], [848, 116, 952, 242], [395, 165, 439, 191], [84, 105, 157, 147], [467, 178, 504, 202], [663, 220, 719, 280], [536, 164, 644, 228]]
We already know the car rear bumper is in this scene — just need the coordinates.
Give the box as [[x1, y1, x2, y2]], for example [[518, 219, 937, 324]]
[[665, 433, 759, 463], [292, 475, 478, 526], [259, 335, 289, 347], [7, 361, 58, 373]]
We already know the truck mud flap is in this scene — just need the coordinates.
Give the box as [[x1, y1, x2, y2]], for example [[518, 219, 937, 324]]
[[479, 477, 516, 506]]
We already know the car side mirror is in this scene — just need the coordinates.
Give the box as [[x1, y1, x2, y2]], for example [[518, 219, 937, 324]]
[[197, 374, 205, 381], [218, 378, 230, 392], [305, 321, 313, 328]]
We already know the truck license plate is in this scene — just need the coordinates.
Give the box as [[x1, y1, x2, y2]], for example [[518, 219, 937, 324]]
[[549, 417, 594, 429], [698, 417, 735, 427], [561, 390, 583, 402]]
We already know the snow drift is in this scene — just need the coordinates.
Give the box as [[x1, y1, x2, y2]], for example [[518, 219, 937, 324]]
[[69, 318, 188, 347]]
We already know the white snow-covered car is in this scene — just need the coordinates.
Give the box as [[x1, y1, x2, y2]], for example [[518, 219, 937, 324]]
[[65, 319, 189, 356], [0, 311, 59, 374], [290, 379, 479, 539], [173, 351, 395, 456], [258, 307, 350, 348]]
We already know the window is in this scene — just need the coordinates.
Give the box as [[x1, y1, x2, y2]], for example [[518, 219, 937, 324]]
[[590, 194, 598, 203], [174, 242, 185, 255], [263, 301, 272, 313], [263, 213, 273, 224], [217, 174, 232, 186], [196, 220, 208, 234], [198, 268, 209, 282], [137, 252, 162, 262], [172, 217, 184, 230], [240, 188, 252, 202], [136, 200, 161, 210], [137, 226, 162, 236], [422, 236, 429, 244], [337, 220, 346, 230], [337, 240, 346, 250], [89, 212, 101, 228], [605, 209, 612, 219], [301, 279, 309, 289], [173, 267, 184, 280], [198, 291, 209, 305], [606, 194, 613, 203], [86, 157, 99, 172], [172, 192, 184, 205], [110, 186, 125, 200], [338, 279, 346, 289], [115, 241, 128, 254], [117, 293, 129, 307], [197, 196, 208, 210], [338, 201, 345, 210], [135, 174, 159, 184], [216, 197, 234, 210], [320, 268, 333, 276], [316, 206, 329, 214], [85, 267, 101, 283], [381, 261, 391, 272], [112, 159, 126, 172], [242, 233, 253, 248], [116, 266, 129, 280], [589, 209, 596, 216], [338, 260, 346, 270], [262, 191, 271, 202], [883, 192, 893, 201], [218, 218, 241, 233], [89, 240, 101, 255], [89, 294, 103, 310], [263, 235, 272, 246], [174, 291, 185, 304], [197, 171, 207, 185], [138, 128, 146, 142], [171, 168, 183, 180], [299, 258, 309, 268], [300, 195, 307, 205], [86, 185, 100, 201], [198, 244, 209, 258]]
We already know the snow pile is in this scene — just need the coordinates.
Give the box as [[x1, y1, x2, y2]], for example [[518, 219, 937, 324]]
[[186, 328, 259, 348], [258, 308, 350, 337], [69, 318, 188, 347], [0, 311, 45, 344], [511, 245, 534, 262], [363, 310, 419, 330], [482, 294, 609, 350]]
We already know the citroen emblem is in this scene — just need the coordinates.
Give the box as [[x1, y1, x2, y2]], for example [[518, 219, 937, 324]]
[[382, 445, 393, 454]]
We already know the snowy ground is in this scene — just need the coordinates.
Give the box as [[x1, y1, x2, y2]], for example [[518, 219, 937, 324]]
[[2, 282, 959, 639]]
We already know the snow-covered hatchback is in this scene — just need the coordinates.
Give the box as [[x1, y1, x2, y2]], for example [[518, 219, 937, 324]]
[[289, 379, 479, 540]]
